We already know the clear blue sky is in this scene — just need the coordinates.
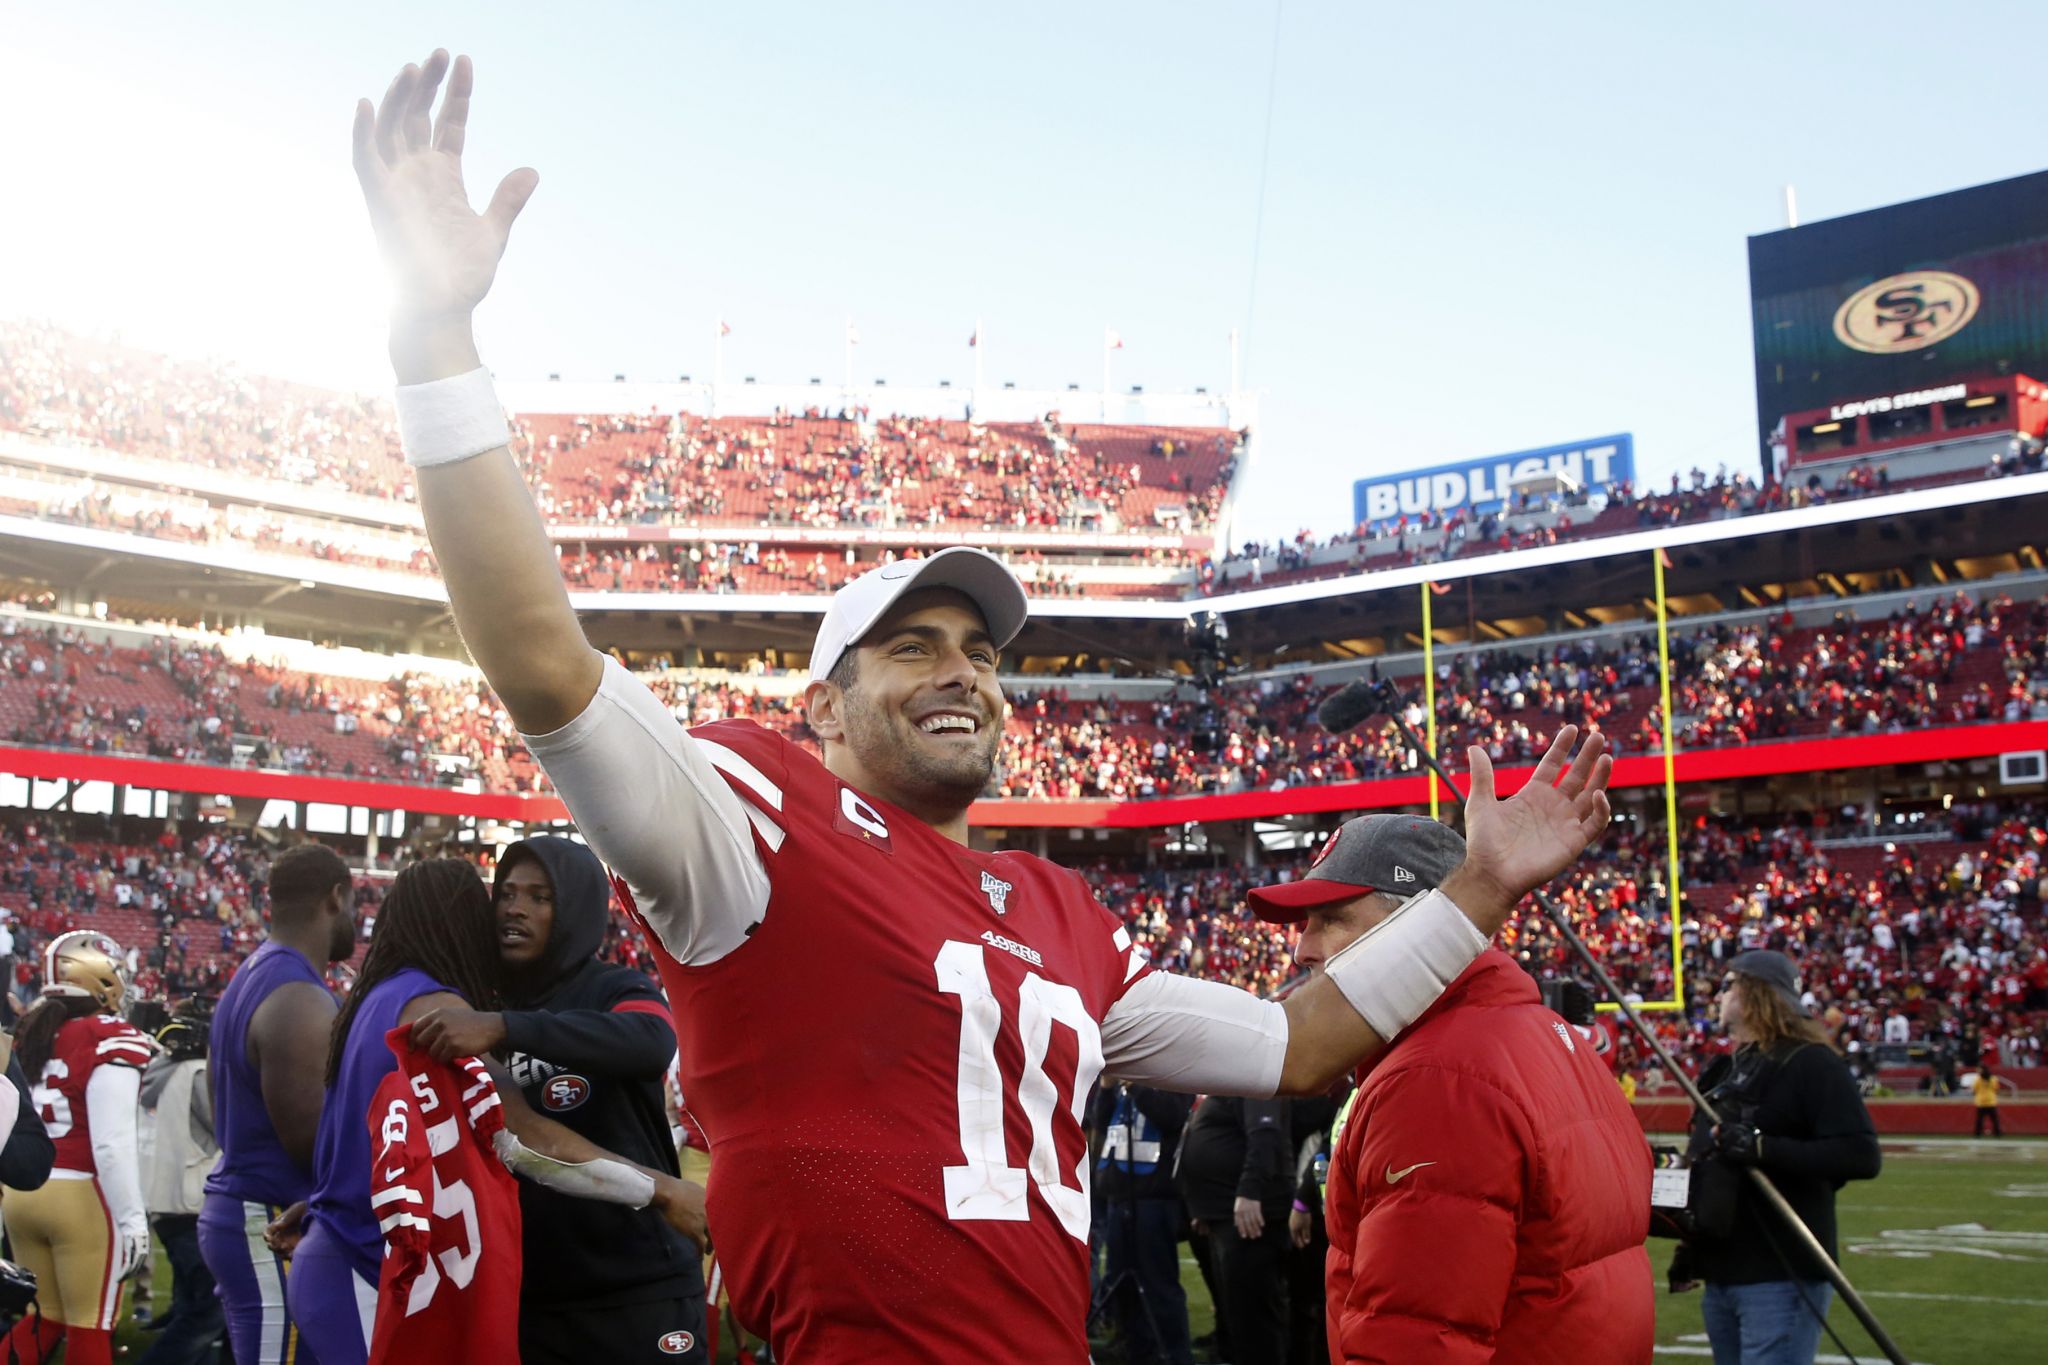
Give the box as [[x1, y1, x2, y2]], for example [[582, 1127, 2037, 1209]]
[[4, 2, 2043, 543]]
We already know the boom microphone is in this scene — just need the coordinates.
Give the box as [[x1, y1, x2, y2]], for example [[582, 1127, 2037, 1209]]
[[1316, 678, 1385, 735]]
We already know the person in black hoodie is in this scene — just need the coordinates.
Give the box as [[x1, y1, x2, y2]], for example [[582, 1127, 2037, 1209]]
[[411, 836, 706, 1364]]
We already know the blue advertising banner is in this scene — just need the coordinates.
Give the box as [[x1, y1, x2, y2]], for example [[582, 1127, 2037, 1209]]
[[1352, 434, 1635, 525]]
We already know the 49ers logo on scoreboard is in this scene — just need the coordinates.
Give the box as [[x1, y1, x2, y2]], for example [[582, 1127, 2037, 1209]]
[[541, 1074, 591, 1112], [1832, 270, 1980, 354]]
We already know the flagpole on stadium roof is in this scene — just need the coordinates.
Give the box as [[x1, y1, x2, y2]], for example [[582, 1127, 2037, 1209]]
[[972, 319, 984, 417], [713, 319, 726, 418]]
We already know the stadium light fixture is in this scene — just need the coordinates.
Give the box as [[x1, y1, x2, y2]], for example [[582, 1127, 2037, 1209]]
[[1003, 381, 1016, 390], [1965, 395, 1998, 407], [1811, 421, 1842, 433], [548, 373, 560, 382], [1130, 385, 1144, 394], [614, 373, 626, 382]]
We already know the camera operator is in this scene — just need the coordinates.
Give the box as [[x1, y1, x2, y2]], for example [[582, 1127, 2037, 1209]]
[[1669, 952, 1881, 1364], [1092, 1082, 1194, 1365]]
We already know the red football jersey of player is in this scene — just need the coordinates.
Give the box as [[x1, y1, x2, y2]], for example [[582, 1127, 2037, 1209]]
[[631, 721, 1150, 1363], [32, 1014, 154, 1171], [365, 1026, 521, 1365]]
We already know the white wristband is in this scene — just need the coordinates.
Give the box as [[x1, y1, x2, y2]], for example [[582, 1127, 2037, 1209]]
[[395, 367, 511, 468], [1322, 887, 1488, 1042]]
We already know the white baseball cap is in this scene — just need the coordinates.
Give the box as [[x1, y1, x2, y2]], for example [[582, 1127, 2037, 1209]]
[[809, 547, 1030, 681]]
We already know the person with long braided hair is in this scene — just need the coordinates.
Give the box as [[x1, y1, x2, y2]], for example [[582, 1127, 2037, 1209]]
[[281, 858, 705, 1365]]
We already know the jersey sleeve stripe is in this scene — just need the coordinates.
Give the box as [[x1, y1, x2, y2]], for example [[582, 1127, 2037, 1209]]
[[370, 1186, 425, 1208], [466, 1093, 503, 1124], [1111, 926, 1133, 953], [378, 1211, 432, 1235], [694, 738, 786, 813], [739, 799, 788, 854], [1123, 947, 1149, 983], [611, 998, 677, 1027], [96, 1038, 154, 1055]]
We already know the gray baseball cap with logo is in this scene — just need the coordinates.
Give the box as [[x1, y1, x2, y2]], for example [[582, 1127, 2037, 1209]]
[[1248, 814, 1466, 923], [1725, 949, 1811, 1018]]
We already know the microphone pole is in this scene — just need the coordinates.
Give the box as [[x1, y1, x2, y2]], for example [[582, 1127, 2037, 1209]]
[[1341, 680, 1909, 1365]]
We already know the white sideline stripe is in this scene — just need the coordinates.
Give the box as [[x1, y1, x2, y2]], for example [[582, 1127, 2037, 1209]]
[[1654, 1350, 1934, 1364], [1866, 1289, 2048, 1309], [696, 738, 785, 812], [740, 800, 787, 853]]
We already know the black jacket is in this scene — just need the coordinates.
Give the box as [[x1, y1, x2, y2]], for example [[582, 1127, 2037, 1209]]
[[1175, 1094, 1292, 1221], [0, 1054, 53, 1191], [496, 836, 699, 1308], [1682, 1041, 1881, 1284]]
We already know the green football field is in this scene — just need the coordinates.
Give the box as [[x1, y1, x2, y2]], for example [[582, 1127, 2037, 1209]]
[[107, 1138, 2047, 1364]]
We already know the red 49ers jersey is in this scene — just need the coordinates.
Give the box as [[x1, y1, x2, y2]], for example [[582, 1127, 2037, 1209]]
[[636, 721, 1150, 1364], [32, 1014, 154, 1172], [365, 1027, 521, 1365]]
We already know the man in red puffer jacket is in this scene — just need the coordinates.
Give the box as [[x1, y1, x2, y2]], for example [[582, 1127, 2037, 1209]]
[[1251, 814, 1652, 1365]]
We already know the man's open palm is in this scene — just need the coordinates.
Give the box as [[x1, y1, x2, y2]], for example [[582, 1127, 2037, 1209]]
[[353, 50, 537, 319], [1462, 725, 1612, 904]]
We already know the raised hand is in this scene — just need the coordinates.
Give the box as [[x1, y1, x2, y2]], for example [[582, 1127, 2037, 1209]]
[[1453, 725, 1612, 922], [352, 50, 537, 322]]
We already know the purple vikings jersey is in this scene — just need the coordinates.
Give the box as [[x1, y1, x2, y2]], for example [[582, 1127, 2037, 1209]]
[[306, 968, 454, 1276], [207, 940, 332, 1206]]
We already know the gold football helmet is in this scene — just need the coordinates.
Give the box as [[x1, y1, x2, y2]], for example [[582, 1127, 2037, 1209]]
[[42, 931, 129, 1013]]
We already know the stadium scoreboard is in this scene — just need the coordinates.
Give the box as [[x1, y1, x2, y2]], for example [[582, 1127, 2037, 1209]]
[[1749, 168, 2048, 476]]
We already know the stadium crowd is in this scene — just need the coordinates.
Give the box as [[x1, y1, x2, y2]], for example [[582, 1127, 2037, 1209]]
[[5, 321, 2026, 616], [6, 590, 2045, 811], [1203, 461, 1933, 595], [0, 793, 2039, 1101]]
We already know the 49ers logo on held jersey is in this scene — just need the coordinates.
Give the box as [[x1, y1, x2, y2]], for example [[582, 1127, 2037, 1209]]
[[541, 1075, 591, 1112], [833, 787, 894, 854], [657, 1330, 696, 1355]]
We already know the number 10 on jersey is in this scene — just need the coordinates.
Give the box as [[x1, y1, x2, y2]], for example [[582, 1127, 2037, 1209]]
[[934, 939, 1104, 1241]]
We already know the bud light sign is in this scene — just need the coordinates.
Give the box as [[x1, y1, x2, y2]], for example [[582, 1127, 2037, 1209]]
[[1353, 434, 1634, 525]]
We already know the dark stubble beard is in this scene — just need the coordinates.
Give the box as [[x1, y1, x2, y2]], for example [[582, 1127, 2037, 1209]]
[[844, 694, 1000, 811]]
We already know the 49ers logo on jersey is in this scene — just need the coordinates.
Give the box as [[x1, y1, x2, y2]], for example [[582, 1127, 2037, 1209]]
[[657, 1330, 696, 1355], [541, 1075, 591, 1112]]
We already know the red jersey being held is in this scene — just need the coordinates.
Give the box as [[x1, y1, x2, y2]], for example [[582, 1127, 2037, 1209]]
[[365, 1026, 521, 1365]]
